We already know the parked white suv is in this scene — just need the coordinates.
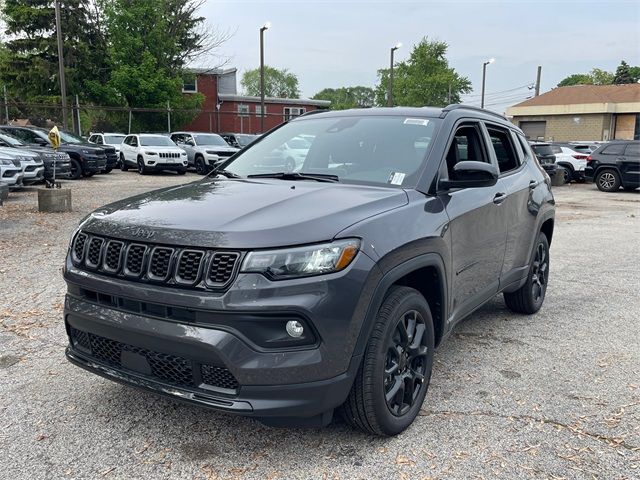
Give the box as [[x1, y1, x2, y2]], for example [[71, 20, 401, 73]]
[[170, 132, 239, 175], [88, 133, 126, 155], [119, 134, 188, 175], [0, 156, 25, 188], [0, 148, 44, 185]]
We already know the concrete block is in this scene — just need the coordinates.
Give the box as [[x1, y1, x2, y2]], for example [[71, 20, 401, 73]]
[[38, 187, 72, 212]]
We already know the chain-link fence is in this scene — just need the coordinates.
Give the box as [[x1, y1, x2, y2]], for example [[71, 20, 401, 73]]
[[1, 96, 297, 136]]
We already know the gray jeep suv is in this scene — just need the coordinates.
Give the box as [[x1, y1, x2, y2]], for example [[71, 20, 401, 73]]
[[63, 106, 555, 435]]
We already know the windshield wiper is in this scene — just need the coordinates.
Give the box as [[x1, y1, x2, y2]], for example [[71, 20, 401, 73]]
[[213, 169, 242, 179], [247, 172, 339, 183]]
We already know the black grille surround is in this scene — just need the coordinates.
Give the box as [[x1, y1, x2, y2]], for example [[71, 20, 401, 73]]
[[70, 232, 241, 291], [68, 327, 240, 392]]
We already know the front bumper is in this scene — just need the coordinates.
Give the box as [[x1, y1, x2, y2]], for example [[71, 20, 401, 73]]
[[83, 155, 107, 173], [144, 160, 188, 171], [62, 250, 376, 419], [23, 166, 45, 184], [44, 160, 72, 179]]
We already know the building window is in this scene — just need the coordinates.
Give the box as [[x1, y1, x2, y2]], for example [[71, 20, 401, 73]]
[[182, 74, 197, 93], [238, 104, 249, 117], [284, 107, 306, 121], [255, 105, 266, 116]]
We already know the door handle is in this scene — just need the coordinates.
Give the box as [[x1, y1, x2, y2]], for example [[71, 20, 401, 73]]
[[529, 180, 540, 189], [493, 192, 507, 205]]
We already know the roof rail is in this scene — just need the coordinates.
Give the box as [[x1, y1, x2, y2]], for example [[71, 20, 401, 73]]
[[440, 104, 509, 121]]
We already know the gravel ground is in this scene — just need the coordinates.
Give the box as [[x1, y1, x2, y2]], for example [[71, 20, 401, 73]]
[[0, 171, 639, 480]]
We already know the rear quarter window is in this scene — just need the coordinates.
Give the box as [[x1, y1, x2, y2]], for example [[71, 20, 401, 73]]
[[624, 143, 640, 156], [601, 144, 625, 155]]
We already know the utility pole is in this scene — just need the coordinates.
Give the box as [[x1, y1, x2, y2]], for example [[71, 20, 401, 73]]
[[54, 0, 68, 130], [3, 86, 9, 124], [259, 22, 270, 133], [535, 65, 542, 96], [480, 58, 495, 109]]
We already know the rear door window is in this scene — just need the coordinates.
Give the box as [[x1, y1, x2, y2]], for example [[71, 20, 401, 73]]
[[487, 126, 521, 174], [602, 144, 625, 155], [624, 143, 640, 157]]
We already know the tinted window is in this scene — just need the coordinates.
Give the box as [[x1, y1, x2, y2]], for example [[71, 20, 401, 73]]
[[602, 144, 625, 155], [0, 132, 23, 146], [531, 144, 553, 156], [104, 135, 125, 144], [625, 143, 640, 156], [550, 145, 562, 154], [194, 134, 228, 146], [139, 135, 174, 146], [445, 124, 488, 180], [225, 115, 439, 187], [487, 127, 520, 174]]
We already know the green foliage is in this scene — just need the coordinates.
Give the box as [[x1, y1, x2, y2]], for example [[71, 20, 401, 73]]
[[241, 66, 301, 98], [311, 86, 375, 110], [590, 68, 615, 85], [374, 37, 471, 107], [557, 74, 594, 87], [613, 60, 634, 84], [557, 61, 639, 87]]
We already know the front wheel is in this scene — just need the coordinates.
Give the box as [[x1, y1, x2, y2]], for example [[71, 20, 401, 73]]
[[137, 157, 147, 175], [120, 154, 128, 171], [69, 158, 82, 180], [504, 232, 550, 314], [195, 156, 206, 175], [596, 169, 621, 192], [341, 286, 434, 436]]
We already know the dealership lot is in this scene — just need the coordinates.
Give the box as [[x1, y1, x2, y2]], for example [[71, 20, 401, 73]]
[[0, 172, 638, 479]]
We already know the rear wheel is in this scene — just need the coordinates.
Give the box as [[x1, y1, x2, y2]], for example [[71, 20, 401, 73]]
[[69, 158, 82, 180], [596, 169, 621, 192], [120, 154, 128, 171], [195, 156, 206, 175], [137, 157, 147, 175], [560, 165, 573, 184], [341, 286, 434, 436], [504, 232, 549, 314]]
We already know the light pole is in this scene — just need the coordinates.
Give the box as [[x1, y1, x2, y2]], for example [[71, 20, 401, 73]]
[[259, 21, 270, 133], [387, 43, 402, 107], [54, 0, 68, 130], [480, 57, 495, 109]]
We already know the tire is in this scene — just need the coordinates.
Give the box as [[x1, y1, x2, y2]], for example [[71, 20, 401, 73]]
[[176, 168, 186, 175], [560, 165, 573, 184], [120, 154, 128, 171], [504, 232, 550, 314], [195, 156, 206, 175], [137, 157, 147, 175], [340, 286, 435, 436], [69, 158, 82, 180], [595, 169, 621, 192]]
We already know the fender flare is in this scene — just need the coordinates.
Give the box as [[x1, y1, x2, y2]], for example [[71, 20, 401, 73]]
[[352, 253, 448, 358]]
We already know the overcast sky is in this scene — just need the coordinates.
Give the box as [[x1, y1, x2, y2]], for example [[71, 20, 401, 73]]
[[199, 0, 640, 113]]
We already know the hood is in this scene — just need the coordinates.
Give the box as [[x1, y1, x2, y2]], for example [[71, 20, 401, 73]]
[[0, 146, 40, 160], [82, 178, 408, 248], [199, 145, 238, 153], [59, 143, 104, 154]]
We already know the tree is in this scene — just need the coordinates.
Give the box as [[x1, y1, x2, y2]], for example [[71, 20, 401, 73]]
[[557, 74, 593, 87], [613, 60, 634, 84], [374, 37, 471, 107], [311, 86, 375, 110], [241, 66, 300, 98], [590, 68, 614, 85]]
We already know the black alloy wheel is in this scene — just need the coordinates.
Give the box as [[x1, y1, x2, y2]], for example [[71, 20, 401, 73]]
[[384, 309, 430, 417]]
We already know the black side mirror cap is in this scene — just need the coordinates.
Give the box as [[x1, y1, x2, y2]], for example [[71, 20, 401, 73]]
[[439, 161, 499, 190]]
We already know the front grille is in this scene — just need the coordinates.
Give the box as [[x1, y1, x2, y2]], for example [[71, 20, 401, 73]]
[[176, 250, 204, 284], [208, 253, 239, 285], [149, 247, 173, 280], [70, 232, 241, 291], [217, 151, 235, 157], [2, 169, 19, 178], [25, 165, 37, 172], [86, 237, 104, 268], [68, 328, 239, 392], [159, 152, 181, 159], [125, 244, 147, 276]]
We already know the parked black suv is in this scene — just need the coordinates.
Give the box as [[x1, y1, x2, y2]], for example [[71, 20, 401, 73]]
[[586, 140, 640, 192], [0, 126, 111, 179], [63, 106, 555, 435], [529, 142, 558, 177]]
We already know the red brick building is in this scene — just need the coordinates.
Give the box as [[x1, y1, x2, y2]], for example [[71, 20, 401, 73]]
[[181, 68, 330, 134]]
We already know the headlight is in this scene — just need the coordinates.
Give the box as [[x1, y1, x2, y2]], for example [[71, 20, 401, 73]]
[[205, 150, 219, 155], [242, 239, 360, 280], [81, 149, 92, 154], [145, 151, 157, 155], [180, 152, 187, 156]]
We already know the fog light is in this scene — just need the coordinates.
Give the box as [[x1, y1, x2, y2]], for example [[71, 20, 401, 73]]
[[286, 320, 304, 338]]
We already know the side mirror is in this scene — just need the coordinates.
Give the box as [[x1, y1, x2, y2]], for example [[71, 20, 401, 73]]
[[35, 137, 49, 146], [439, 161, 498, 190]]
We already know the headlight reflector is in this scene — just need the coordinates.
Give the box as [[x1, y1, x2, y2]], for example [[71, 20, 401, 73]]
[[242, 239, 360, 279]]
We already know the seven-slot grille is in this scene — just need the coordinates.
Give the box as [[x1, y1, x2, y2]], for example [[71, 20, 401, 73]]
[[70, 232, 240, 290], [69, 327, 240, 392], [159, 152, 181, 159]]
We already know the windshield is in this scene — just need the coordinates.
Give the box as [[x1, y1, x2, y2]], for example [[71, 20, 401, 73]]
[[140, 135, 175, 147], [0, 132, 24, 146], [236, 134, 258, 147], [531, 145, 553, 156], [104, 135, 125, 144], [59, 130, 85, 143], [221, 115, 439, 187], [194, 134, 228, 146]]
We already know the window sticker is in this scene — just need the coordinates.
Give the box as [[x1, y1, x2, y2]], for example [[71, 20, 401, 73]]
[[388, 172, 406, 185], [404, 118, 430, 126]]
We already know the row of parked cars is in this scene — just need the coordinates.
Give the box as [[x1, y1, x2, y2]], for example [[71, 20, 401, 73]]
[[86, 131, 260, 175], [530, 140, 639, 192]]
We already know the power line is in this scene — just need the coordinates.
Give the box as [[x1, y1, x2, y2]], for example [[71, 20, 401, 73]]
[[461, 83, 535, 99]]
